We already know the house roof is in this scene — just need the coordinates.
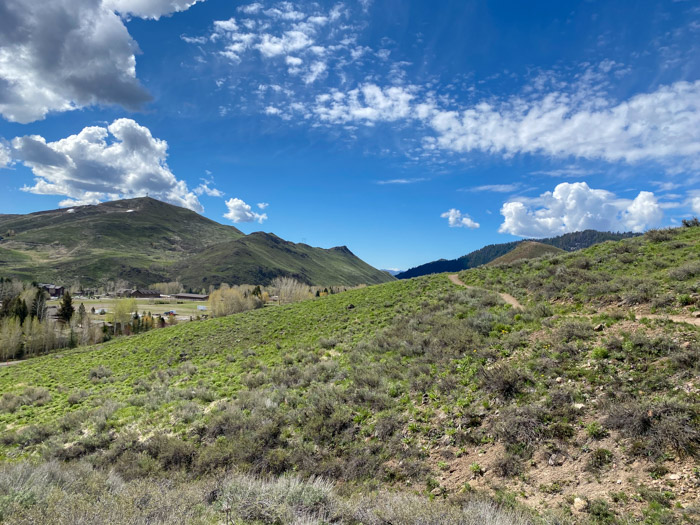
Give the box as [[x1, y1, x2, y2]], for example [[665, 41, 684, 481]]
[[172, 293, 209, 299]]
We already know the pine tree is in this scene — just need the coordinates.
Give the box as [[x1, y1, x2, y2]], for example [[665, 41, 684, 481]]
[[78, 303, 87, 327], [12, 298, 28, 325], [57, 292, 75, 323]]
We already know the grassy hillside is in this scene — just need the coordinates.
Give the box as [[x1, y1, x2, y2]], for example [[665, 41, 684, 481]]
[[0, 197, 242, 285], [0, 226, 698, 524], [177, 232, 394, 287], [396, 230, 639, 279], [486, 241, 564, 266], [0, 198, 393, 288]]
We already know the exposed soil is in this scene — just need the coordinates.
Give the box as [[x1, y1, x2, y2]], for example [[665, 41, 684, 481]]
[[448, 274, 524, 310]]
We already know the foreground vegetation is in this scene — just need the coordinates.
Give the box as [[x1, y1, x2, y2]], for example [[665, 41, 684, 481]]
[[0, 226, 698, 523]]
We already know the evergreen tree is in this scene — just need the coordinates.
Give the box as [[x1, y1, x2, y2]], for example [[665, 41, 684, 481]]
[[57, 292, 75, 323], [12, 297, 29, 325], [78, 303, 87, 326]]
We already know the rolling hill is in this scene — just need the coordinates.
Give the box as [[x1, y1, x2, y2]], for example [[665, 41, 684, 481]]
[[485, 241, 564, 266], [396, 230, 639, 279], [0, 224, 698, 523], [0, 198, 393, 288]]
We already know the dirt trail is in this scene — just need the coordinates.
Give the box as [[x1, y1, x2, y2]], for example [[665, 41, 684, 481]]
[[0, 361, 23, 367], [448, 274, 523, 310], [638, 313, 700, 327]]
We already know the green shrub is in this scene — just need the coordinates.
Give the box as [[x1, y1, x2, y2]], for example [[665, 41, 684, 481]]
[[586, 448, 613, 472], [586, 422, 609, 440], [88, 365, 112, 381]]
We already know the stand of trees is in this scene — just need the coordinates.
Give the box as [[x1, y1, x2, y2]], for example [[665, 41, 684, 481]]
[[0, 280, 103, 361]]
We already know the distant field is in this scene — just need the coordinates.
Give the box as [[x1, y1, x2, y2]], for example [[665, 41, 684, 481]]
[[47, 297, 209, 321]]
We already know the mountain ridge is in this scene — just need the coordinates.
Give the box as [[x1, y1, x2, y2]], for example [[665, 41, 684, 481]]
[[396, 229, 640, 279], [0, 197, 393, 288]]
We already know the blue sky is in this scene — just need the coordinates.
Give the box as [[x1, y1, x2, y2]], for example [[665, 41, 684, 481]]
[[1, 0, 699, 271]]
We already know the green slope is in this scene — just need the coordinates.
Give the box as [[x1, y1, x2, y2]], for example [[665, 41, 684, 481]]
[[0, 198, 392, 288], [1, 225, 698, 523], [176, 232, 394, 287], [485, 241, 564, 266], [396, 230, 640, 279]]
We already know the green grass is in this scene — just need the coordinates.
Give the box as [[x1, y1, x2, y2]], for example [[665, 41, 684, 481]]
[[1, 225, 699, 524], [486, 241, 564, 266]]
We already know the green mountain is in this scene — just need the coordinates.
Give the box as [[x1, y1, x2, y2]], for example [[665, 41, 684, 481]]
[[485, 240, 564, 266], [177, 232, 392, 288], [0, 197, 393, 288], [396, 229, 640, 279], [1, 224, 698, 523]]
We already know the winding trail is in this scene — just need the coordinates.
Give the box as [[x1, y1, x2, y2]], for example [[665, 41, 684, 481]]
[[448, 274, 524, 310], [635, 313, 700, 327]]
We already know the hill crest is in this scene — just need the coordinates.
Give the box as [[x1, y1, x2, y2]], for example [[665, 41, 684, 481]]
[[0, 198, 393, 288]]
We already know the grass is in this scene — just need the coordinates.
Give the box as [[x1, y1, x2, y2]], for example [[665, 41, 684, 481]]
[[0, 225, 699, 523], [486, 241, 563, 267]]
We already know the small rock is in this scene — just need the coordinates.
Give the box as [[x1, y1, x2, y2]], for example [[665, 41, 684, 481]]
[[549, 453, 566, 466], [616, 479, 622, 484], [430, 487, 442, 496], [555, 377, 563, 383], [573, 403, 585, 410], [573, 497, 587, 512], [594, 323, 604, 331], [668, 474, 681, 480], [693, 312, 700, 318]]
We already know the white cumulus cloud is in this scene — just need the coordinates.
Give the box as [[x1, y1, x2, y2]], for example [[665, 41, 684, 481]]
[[12, 118, 202, 212], [499, 182, 662, 237], [257, 202, 269, 210], [691, 196, 700, 216], [195, 182, 224, 197], [105, 0, 204, 19], [441, 209, 480, 229], [224, 197, 268, 223], [0, 0, 202, 123], [0, 142, 11, 168]]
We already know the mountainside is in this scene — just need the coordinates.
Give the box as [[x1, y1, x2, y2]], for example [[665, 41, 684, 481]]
[[0, 198, 393, 288], [485, 241, 564, 266], [1, 224, 698, 523], [396, 230, 640, 279], [177, 232, 396, 287]]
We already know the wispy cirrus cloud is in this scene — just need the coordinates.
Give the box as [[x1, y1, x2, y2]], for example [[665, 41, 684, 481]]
[[463, 183, 522, 193], [186, 2, 700, 175], [376, 177, 426, 185]]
